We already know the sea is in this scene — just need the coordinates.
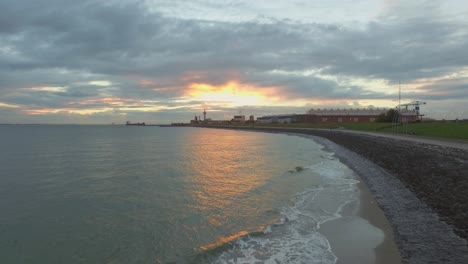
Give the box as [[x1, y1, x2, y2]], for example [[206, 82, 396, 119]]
[[0, 125, 360, 263]]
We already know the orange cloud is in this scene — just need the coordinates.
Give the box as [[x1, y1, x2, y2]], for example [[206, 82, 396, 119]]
[[138, 80, 156, 86], [152, 87, 173, 92], [184, 81, 280, 107], [179, 70, 241, 83], [26, 86, 66, 92], [23, 108, 111, 115]]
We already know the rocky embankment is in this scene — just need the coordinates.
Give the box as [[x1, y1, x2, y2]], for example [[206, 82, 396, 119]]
[[207, 126, 468, 263], [306, 129, 468, 239]]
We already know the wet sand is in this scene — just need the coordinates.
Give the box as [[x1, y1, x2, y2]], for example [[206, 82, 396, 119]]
[[319, 180, 401, 264]]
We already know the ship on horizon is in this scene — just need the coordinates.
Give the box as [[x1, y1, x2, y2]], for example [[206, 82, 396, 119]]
[[126, 121, 146, 126]]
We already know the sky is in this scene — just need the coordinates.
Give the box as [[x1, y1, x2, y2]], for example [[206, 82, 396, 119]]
[[1, 0, 467, 124]]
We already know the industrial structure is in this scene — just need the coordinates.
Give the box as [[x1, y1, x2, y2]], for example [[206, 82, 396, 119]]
[[188, 104, 426, 125], [126, 121, 146, 126], [231, 115, 246, 123], [397, 101, 426, 122], [256, 115, 298, 124], [391, 101, 427, 133], [306, 108, 390, 123], [190, 109, 234, 125], [257, 108, 394, 124]]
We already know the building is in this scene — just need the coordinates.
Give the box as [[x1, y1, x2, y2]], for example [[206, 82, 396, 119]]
[[190, 115, 199, 124], [399, 110, 420, 123], [190, 111, 252, 125], [256, 108, 407, 124], [231, 115, 246, 123], [305, 108, 388, 123], [257, 115, 296, 124]]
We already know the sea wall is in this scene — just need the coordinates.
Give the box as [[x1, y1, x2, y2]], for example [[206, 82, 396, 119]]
[[201, 126, 468, 263]]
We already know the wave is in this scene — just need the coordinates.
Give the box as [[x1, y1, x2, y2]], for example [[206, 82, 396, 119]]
[[194, 157, 359, 264]]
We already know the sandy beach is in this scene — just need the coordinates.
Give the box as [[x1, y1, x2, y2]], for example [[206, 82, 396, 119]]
[[203, 126, 468, 263], [319, 181, 401, 264]]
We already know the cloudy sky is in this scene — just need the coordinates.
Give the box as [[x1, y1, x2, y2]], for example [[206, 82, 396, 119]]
[[1, 0, 467, 124]]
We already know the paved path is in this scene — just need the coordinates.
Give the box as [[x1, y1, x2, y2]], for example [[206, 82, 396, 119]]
[[255, 126, 468, 151], [329, 129, 468, 150]]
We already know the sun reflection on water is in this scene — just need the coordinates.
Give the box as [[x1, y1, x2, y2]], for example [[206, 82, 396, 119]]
[[177, 128, 325, 260], [187, 130, 269, 212], [182, 129, 279, 251]]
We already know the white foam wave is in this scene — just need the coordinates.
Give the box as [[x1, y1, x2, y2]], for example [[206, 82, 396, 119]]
[[213, 157, 359, 264], [214, 225, 336, 264]]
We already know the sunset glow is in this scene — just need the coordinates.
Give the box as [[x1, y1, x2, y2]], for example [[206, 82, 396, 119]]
[[185, 81, 280, 107], [23, 108, 112, 115], [28, 86, 66, 92], [0, 102, 20, 108]]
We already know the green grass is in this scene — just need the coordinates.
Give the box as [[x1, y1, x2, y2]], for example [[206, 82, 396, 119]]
[[379, 122, 468, 140], [250, 122, 338, 129], [229, 121, 468, 141], [244, 122, 392, 131]]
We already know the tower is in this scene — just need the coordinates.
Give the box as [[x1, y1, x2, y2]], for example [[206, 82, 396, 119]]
[[203, 108, 207, 121]]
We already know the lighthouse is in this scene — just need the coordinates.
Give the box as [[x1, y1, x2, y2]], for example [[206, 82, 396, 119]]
[[203, 108, 207, 121]]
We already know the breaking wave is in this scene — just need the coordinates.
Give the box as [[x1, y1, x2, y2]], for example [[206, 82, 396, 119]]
[[196, 156, 359, 264]]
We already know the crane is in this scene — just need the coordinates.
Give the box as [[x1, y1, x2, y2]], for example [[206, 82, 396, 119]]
[[399, 101, 427, 121]]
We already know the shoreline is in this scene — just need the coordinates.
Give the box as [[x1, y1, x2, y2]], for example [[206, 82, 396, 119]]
[[357, 180, 400, 264], [310, 133, 468, 263], [319, 180, 401, 264], [311, 134, 401, 264], [198, 126, 468, 263]]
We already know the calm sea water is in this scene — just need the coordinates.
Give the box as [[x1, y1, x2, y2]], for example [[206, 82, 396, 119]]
[[0, 125, 359, 263]]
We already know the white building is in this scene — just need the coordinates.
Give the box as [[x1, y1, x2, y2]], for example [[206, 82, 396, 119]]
[[256, 115, 295, 123], [231, 115, 246, 123]]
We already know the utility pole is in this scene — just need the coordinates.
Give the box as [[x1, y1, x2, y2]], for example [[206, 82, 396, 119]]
[[396, 81, 401, 133], [399, 81, 401, 123]]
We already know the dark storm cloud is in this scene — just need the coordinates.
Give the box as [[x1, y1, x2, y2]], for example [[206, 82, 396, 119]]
[[0, 0, 349, 77], [319, 18, 468, 82], [247, 71, 390, 100], [0, 0, 163, 72], [53, 85, 105, 98], [0, 0, 467, 120], [7, 91, 65, 108], [5, 82, 115, 109]]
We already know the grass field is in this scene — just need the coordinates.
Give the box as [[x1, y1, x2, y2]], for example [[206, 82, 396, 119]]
[[242, 122, 390, 131], [233, 121, 468, 141], [378, 122, 468, 140]]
